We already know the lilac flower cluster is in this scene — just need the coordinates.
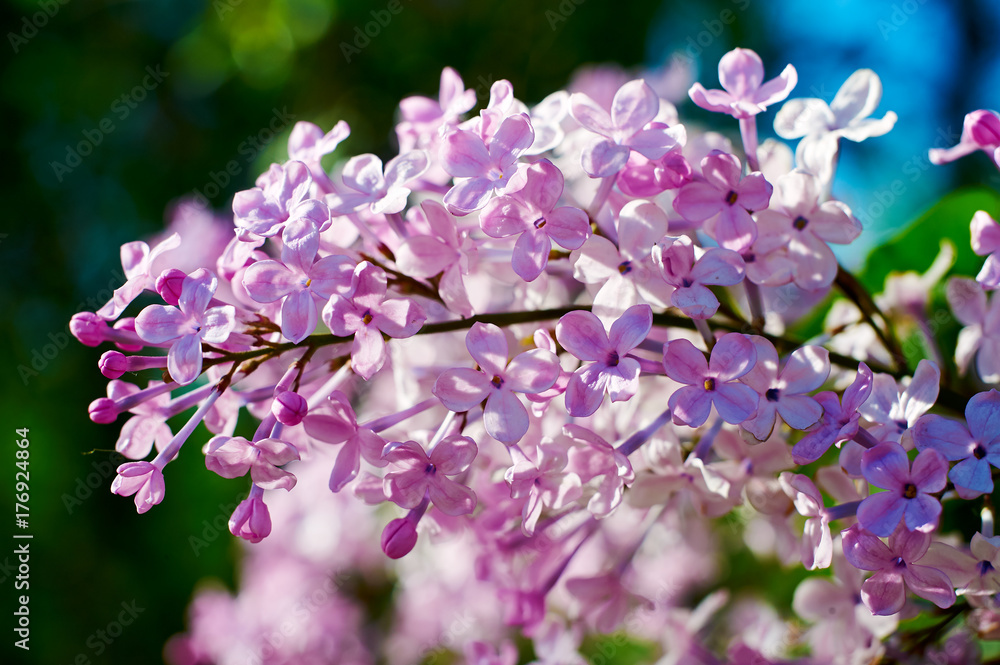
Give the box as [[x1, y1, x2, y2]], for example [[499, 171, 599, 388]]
[[71, 50, 1000, 664]]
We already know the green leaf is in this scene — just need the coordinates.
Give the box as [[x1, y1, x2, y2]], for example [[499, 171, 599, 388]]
[[859, 186, 1000, 292]]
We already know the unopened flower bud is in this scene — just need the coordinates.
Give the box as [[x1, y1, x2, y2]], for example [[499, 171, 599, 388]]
[[381, 517, 418, 559], [100, 351, 128, 379], [156, 268, 187, 307], [272, 390, 308, 426], [230, 493, 271, 543], [71, 312, 108, 347], [89, 397, 120, 424]]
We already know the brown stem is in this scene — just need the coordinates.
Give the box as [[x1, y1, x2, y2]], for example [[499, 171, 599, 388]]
[[835, 265, 909, 374]]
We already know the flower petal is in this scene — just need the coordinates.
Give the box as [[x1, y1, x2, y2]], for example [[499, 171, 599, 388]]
[[433, 367, 492, 412], [484, 389, 530, 444]]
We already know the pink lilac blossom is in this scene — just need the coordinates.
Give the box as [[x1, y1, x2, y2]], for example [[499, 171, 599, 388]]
[[971, 210, 1000, 289], [382, 436, 478, 516], [858, 359, 939, 445], [913, 389, 1000, 497], [555, 305, 652, 417], [72, 56, 1000, 665], [327, 150, 431, 216], [752, 170, 862, 290], [570, 199, 672, 324], [97, 233, 181, 320], [856, 441, 947, 536], [662, 333, 759, 427], [241, 218, 355, 343], [841, 524, 956, 616], [739, 338, 829, 441], [651, 234, 745, 319], [791, 363, 873, 465], [672, 150, 772, 252], [479, 158, 590, 281], [439, 112, 534, 214], [946, 277, 1000, 382], [569, 78, 685, 178], [688, 48, 797, 120], [433, 322, 560, 443], [774, 68, 897, 145], [134, 269, 237, 385], [322, 261, 426, 380], [232, 160, 331, 239], [929, 109, 1000, 168]]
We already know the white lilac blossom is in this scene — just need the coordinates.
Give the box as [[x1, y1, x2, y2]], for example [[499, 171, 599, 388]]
[[70, 52, 1000, 665]]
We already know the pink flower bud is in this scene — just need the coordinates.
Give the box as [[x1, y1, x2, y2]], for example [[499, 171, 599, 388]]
[[272, 390, 308, 426], [71, 312, 108, 347], [229, 493, 271, 543], [381, 518, 418, 559], [89, 397, 120, 424], [156, 268, 187, 307], [100, 351, 128, 379]]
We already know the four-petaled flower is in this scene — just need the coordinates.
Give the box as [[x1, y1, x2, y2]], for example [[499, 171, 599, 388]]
[[505, 440, 582, 536], [327, 150, 430, 216], [302, 391, 388, 492], [753, 170, 862, 290], [479, 158, 590, 281], [857, 441, 947, 537], [439, 113, 534, 214], [688, 47, 797, 120], [322, 261, 427, 380], [134, 269, 236, 385], [242, 219, 355, 343], [663, 333, 759, 427], [740, 338, 829, 441], [673, 150, 772, 252], [651, 234, 745, 319], [204, 435, 300, 491], [913, 389, 1000, 497], [569, 78, 685, 178], [433, 322, 561, 444], [111, 461, 165, 514], [555, 305, 652, 417], [382, 436, 478, 516], [841, 524, 956, 616], [775, 69, 897, 146], [232, 160, 330, 239], [97, 232, 181, 320], [791, 363, 873, 465]]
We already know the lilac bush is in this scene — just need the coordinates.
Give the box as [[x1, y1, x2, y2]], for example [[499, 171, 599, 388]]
[[72, 54, 1000, 664]]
